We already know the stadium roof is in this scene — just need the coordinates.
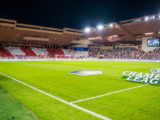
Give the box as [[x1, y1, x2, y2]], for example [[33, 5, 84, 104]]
[[85, 14, 160, 44], [0, 14, 160, 46], [0, 18, 83, 46]]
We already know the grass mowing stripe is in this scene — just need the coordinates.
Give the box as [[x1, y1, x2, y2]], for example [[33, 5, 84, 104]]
[[0, 72, 111, 120], [70, 84, 148, 104], [0, 87, 39, 120]]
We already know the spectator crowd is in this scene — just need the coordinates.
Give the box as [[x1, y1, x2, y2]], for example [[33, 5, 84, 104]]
[[1, 46, 160, 60], [89, 47, 160, 60], [141, 48, 160, 59], [100, 47, 144, 59]]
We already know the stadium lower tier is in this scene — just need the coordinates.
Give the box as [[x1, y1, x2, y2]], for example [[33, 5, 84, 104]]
[[0, 46, 160, 59], [0, 47, 12, 57], [1, 46, 89, 59], [99, 47, 144, 59]]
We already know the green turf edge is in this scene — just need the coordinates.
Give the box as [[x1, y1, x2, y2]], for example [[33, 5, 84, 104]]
[[0, 76, 102, 120], [0, 61, 159, 120], [0, 86, 40, 120], [75, 84, 160, 120]]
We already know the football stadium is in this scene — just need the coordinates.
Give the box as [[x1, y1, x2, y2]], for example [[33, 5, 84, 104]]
[[0, 2, 160, 120]]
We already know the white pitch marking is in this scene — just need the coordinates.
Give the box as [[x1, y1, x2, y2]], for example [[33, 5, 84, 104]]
[[70, 84, 148, 104], [0, 72, 111, 120]]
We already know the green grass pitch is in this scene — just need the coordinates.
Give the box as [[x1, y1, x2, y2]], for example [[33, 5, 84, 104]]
[[0, 61, 160, 120], [0, 86, 39, 120]]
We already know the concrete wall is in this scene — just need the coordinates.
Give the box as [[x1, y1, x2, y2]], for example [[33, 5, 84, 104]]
[[69, 38, 95, 49], [142, 37, 160, 52], [69, 44, 88, 49]]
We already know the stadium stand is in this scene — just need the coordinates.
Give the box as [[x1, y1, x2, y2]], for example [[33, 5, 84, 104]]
[[63, 49, 89, 58], [21, 47, 36, 56], [47, 48, 64, 57], [79, 51, 89, 58], [1, 15, 160, 60], [141, 48, 160, 60], [0, 46, 89, 58], [1, 46, 160, 60], [32, 47, 48, 57], [100, 47, 144, 59], [89, 48, 100, 58], [6, 46, 25, 56], [0, 47, 11, 57]]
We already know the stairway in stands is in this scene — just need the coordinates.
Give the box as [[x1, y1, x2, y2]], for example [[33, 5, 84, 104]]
[[20, 47, 36, 56], [47, 48, 64, 57], [0, 47, 12, 57]]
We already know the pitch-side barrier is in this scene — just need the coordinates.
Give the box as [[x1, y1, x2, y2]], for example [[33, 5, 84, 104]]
[[0, 58, 159, 62]]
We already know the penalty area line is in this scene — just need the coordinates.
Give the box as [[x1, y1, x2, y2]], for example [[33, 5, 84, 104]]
[[0, 72, 111, 120], [70, 84, 148, 104]]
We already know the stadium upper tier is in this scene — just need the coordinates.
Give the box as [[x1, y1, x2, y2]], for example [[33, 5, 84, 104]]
[[0, 18, 83, 46], [1, 14, 160, 46], [85, 14, 160, 44]]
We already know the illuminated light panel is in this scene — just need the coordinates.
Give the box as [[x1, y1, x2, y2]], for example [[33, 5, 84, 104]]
[[145, 17, 149, 21], [133, 19, 142, 22], [151, 16, 155, 19], [88, 37, 103, 40], [145, 32, 153, 35], [112, 35, 118, 38], [97, 25, 104, 30], [84, 28, 91, 33], [109, 24, 114, 27], [145, 16, 155, 21]]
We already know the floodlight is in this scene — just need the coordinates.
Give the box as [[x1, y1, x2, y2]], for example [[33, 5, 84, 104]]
[[97, 25, 104, 30], [145, 32, 153, 35], [145, 17, 149, 21], [84, 28, 91, 33], [112, 35, 118, 37], [110, 24, 114, 27], [151, 16, 155, 19], [147, 32, 153, 35]]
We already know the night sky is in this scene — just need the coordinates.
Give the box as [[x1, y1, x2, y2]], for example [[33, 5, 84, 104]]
[[0, 0, 160, 30]]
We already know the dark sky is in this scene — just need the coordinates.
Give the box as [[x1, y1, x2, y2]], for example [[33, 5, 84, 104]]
[[0, 0, 160, 30]]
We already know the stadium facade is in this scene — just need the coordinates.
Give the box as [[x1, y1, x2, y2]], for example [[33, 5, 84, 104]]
[[0, 14, 160, 59]]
